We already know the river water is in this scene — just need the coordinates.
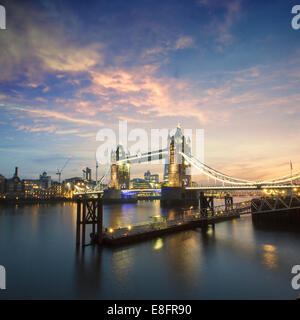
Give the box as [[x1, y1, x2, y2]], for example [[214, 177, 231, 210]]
[[0, 200, 300, 300]]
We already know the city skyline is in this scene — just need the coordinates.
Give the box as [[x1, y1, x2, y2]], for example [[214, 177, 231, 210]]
[[1, 0, 300, 181]]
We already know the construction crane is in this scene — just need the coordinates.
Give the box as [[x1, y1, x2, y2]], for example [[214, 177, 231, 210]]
[[96, 161, 99, 182], [56, 156, 72, 183]]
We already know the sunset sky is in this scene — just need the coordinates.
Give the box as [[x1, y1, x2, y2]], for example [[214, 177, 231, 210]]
[[0, 0, 300, 183]]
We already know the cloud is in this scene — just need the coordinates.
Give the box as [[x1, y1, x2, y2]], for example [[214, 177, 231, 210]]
[[35, 97, 48, 103], [118, 116, 152, 124], [16, 125, 80, 135], [0, 3, 103, 81], [17, 125, 57, 133], [0, 104, 104, 126], [15, 124, 93, 137], [175, 36, 195, 49], [78, 66, 213, 124], [142, 36, 195, 59], [30, 27, 103, 72], [197, 0, 242, 48], [76, 133, 96, 138]]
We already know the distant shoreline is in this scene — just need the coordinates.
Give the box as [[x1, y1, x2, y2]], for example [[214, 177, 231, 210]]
[[0, 198, 75, 206]]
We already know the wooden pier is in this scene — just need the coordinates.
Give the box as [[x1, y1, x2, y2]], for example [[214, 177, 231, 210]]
[[75, 194, 300, 247], [76, 195, 103, 247], [102, 212, 242, 246]]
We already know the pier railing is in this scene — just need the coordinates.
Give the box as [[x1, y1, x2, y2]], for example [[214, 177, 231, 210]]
[[103, 200, 250, 240], [191, 200, 252, 218]]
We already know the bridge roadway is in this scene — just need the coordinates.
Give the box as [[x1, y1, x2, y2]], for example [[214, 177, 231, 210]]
[[75, 184, 299, 196], [116, 149, 168, 165], [186, 185, 299, 191]]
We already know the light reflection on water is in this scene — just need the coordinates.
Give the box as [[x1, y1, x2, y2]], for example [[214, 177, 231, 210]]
[[0, 200, 300, 299]]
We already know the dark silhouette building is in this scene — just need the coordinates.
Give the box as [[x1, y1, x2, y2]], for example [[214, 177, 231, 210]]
[[6, 167, 24, 199]]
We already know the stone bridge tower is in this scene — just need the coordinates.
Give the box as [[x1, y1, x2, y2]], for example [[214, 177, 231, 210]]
[[109, 145, 130, 190], [167, 125, 191, 187]]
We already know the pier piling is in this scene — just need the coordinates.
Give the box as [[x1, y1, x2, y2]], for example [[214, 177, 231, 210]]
[[76, 194, 103, 247]]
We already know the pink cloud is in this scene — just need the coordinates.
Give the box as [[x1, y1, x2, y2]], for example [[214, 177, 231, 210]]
[[175, 36, 195, 50]]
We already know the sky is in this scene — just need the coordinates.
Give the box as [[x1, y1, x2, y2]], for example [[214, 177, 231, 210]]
[[0, 0, 300, 183]]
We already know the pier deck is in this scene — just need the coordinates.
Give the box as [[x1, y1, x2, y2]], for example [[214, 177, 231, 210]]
[[84, 196, 300, 247], [102, 208, 248, 246]]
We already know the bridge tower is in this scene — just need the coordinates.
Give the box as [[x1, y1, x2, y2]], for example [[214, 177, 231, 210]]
[[167, 125, 191, 187], [109, 145, 130, 190], [161, 125, 196, 207]]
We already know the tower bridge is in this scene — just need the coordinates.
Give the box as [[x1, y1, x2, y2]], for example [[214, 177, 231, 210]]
[[75, 125, 300, 206], [74, 125, 300, 246]]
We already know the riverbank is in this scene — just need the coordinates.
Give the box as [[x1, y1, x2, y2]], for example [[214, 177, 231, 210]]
[[0, 198, 75, 206]]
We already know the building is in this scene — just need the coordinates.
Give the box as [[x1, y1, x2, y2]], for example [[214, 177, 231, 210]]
[[0, 174, 5, 196], [144, 170, 159, 187], [5, 167, 24, 199], [39, 171, 51, 189], [84, 167, 92, 181], [22, 171, 52, 198], [48, 181, 64, 197], [150, 174, 159, 186], [23, 179, 41, 198], [129, 178, 152, 189], [144, 170, 151, 182]]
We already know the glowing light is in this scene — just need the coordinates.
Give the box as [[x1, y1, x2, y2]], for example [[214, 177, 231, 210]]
[[109, 228, 114, 233], [128, 225, 132, 231], [153, 238, 163, 250], [263, 244, 277, 253]]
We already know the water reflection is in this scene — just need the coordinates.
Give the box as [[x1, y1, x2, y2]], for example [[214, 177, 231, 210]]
[[1, 200, 300, 299], [74, 246, 103, 299], [112, 248, 134, 280], [261, 244, 278, 270], [103, 200, 183, 228], [153, 238, 163, 250]]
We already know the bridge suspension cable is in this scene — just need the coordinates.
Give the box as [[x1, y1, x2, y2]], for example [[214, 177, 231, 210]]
[[180, 152, 257, 185], [181, 152, 300, 186], [95, 165, 111, 190], [258, 171, 300, 184]]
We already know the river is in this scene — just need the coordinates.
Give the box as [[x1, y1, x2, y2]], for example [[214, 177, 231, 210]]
[[0, 200, 300, 299]]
